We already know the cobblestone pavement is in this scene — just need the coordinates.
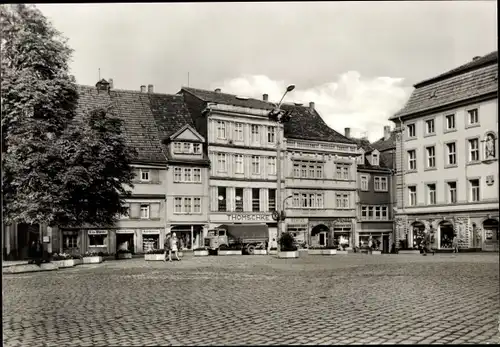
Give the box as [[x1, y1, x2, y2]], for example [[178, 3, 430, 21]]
[[3, 253, 499, 346]]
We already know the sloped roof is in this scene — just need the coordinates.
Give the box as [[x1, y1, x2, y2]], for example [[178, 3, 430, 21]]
[[349, 137, 374, 153], [76, 85, 196, 164], [392, 51, 498, 120], [181, 87, 274, 110], [371, 131, 397, 152]]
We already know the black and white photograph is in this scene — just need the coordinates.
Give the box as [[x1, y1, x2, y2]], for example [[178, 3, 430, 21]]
[[1, 1, 498, 346]]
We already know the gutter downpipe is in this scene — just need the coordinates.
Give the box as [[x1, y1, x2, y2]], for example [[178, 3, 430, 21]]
[[398, 116, 405, 250]]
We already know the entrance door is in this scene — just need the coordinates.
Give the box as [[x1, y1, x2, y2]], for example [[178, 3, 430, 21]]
[[382, 235, 389, 253], [483, 219, 499, 252], [319, 232, 327, 246], [116, 233, 134, 253], [17, 223, 40, 260]]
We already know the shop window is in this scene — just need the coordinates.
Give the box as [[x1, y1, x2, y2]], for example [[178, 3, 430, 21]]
[[439, 222, 454, 248], [89, 234, 107, 247], [62, 231, 78, 251], [142, 233, 159, 252]]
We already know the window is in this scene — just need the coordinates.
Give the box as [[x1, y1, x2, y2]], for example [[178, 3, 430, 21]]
[[217, 121, 226, 139], [360, 206, 389, 220], [193, 143, 202, 154], [62, 231, 78, 250], [88, 232, 107, 247], [234, 123, 243, 141], [184, 168, 192, 182], [235, 155, 244, 174], [267, 126, 275, 143], [292, 160, 324, 179], [360, 175, 369, 191], [218, 187, 226, 212], [447, 181, 457, 204], [140, 205, 150, 219], [121, 205, 130, 219], [468, 138, 479, 162], [184, 197, 192, 213], [425, 119, 435, 134], [217, 153, 227, 172], [252, 188, 260, 212], [408, 150, 417, 170], [316, 165, 323, 179], [374, 177, 388, 192], [445, 114, 455, 130], [267, 157, 276, 175], [174, 197, 182, 213], [292, 193, 323, 208], [408, 186, 417, 206], [427, 184, 436, 205], [235, 188, 243, 212], [173, 142, 182, 153], [293, 163, 300, 177], [193, 198, 201, 213], [335, 193, 349, 208], [251, 125, 260, 143], [251, 156, 260, 174], [182, 143, 190, 154], [336, 164, 350, 179], [371, 153, 379, 166], [469, 179, 480, 202], [468, 108, 479, 125], [174, 167, 182, 182], [426, 146, 436, 168], [140, 169, 150, 182], [407, 124, 416, 138], [268, 189, 276, 211], [193, 168, 201, 182], [446, 142, 456, 165], [309, 165, 315, 178]]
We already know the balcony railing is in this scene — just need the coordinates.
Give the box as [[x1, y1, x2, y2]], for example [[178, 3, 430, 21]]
[[286, 140, 358, 153]]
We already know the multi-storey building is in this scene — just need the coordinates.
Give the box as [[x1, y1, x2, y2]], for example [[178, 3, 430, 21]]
[[390, 51, 499, 252], [3, 80, 209, 259], [180, 87, 359, 249], [281, 104, 359, 248], [346, 127, 395, 253]]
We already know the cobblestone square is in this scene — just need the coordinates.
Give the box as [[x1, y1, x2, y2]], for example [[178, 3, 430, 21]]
[[3, 253, 499, 346]]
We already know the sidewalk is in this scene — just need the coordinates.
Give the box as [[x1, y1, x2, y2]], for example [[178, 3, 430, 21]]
[[2, 260, 59, 274]]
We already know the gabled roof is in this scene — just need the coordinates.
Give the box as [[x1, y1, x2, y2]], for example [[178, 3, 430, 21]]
[[371, 130, 397, 152], [349, 137, 374, 153], [278, 103, 356, 144], [75, 85, 197, 164], [169, 123, 205, 142], [181, 87, 274, 110], [392, 51, 498, 120]]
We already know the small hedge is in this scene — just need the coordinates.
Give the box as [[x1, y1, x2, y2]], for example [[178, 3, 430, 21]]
[[117, 249, 133, 254], [279, 232, 298, 252], [84, 251, 112, 257], [146, 249, 165, 254], [193, 247, 208, 251]]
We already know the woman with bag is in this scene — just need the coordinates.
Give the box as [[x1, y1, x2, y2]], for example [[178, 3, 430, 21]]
[[170, 233, 181, 261]]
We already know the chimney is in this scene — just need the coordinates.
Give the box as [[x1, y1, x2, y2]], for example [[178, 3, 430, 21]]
[[140, 85, 146, 93], [384, 125, 391, 140], [263, 93, 269, 101], [309, 101, 315, 110], [214, 88, 221, 93], [148, 84, 154, 93], [108, 78, 114, 89], [344, 127, 351, 138], [472, 56, 481, 61]]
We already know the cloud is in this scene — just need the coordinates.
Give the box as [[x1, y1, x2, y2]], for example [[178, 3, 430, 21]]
[[211, 72, 411, 142]]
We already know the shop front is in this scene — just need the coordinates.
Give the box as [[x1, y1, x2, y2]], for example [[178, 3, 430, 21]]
[[333, 218, 354, 249], [115, 229, 135, 253], [142, 229, 161, 253], [286, 218, 308, 247], [86, 229, 111, 254], [170, 225, 204, 250], [482, 218, 499, 252]]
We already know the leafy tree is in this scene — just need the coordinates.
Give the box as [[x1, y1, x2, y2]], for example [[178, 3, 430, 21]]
[[1, 4, 136, 228]]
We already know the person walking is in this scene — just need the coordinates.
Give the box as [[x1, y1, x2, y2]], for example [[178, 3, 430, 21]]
[[164, 233, 172, 262], [452, 234, 459, 253], [34, 240, 43, 266], [170, 232, 181, 261]]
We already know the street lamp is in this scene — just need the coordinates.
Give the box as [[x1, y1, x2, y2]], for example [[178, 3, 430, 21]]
[[269, 85, 295, 252]]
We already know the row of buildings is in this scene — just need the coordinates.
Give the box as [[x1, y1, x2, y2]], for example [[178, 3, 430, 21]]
[[2, 51, 498, 258]]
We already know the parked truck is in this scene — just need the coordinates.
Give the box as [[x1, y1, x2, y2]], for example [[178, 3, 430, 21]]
[[204, 224, 269, 255]]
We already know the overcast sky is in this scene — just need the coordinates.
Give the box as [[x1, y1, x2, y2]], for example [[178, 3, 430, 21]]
[[38, 2, 497, 141]]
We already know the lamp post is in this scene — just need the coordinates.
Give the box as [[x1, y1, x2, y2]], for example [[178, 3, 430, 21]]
[[269, 84, 295, 252]]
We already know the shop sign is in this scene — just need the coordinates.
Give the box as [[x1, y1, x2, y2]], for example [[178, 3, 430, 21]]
[[115, 229, 134, 234], [210, 213, 272, 222], [287, 218, 308, 225], [42, 236, 50, 243], [88, 230, 108, 235], [142, 230, 160, 234]]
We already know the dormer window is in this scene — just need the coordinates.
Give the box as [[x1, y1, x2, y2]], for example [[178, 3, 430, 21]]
[[172, 142, 202, 154], [140, 169, 150, 182], [371, 153, 379, 166]]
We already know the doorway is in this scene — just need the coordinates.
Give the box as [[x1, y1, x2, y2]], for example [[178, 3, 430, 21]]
[[319, 232, 328, 247], [483, 219, 499, 252], [116, 233, 135, 253], [382, 235, 389, 253], [17, 223, 40, 260]]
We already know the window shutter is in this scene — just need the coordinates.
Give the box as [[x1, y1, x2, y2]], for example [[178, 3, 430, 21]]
[[151, 169, 160, 183], [151, 203, 161, 219], [130, 203, 140, 218]]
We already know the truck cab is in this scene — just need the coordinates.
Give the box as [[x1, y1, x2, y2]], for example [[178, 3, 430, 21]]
[[204, 229, 228, 250]]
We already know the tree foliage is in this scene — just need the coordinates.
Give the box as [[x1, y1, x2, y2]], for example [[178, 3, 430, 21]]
[[1, 4, 136, 227]]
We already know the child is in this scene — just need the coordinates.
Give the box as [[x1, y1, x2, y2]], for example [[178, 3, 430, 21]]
[[452, 234, 459, 253]]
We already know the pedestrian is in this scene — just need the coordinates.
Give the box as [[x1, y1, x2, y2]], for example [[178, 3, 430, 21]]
[[170, 232, 181, 261], [28, 241, 36, 264], [452, 234, 459, 253], [368, 235, 373, 254], [164, 233, 172, 262], [34, 240, 43, 266]]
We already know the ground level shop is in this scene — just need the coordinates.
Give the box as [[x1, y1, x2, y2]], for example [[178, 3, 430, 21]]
[[356, 221, 394, 253], [395, 211, 499, 251], [299, 218, 356, 248]]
